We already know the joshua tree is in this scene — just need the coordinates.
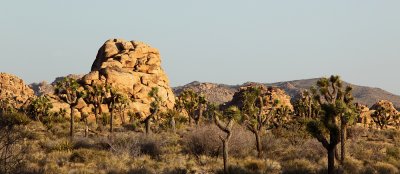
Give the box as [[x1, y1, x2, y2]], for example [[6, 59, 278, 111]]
[[271, 105, 291, 128], [143, 87, 162, 134], [104, 85, 121, 134], [179, 90, 207, 126], [294, 88, 320, 118], [55, 77, 86, 138], [114, 93, 130, 125], [240, 86, 277, 158], [306, 75, 355, 174], [371, 106, 393, 129], [0, 98, 14, 115], [0, 113, 30, 174], [214, 106, 239, 174], [84, 83, 107, 124], [28, 95, 53, 121]]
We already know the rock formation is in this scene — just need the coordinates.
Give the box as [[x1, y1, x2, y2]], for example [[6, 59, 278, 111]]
[[355, 103, 373, 126], [0, 72, 35, 110], [30, 81, 54, 96], [174, 81, 237, 104], [81, 39, 175, 118], [224, 83, 293, 113], [370, 100, 398, 115]]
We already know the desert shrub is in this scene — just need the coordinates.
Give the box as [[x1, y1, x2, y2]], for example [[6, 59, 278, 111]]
[[386, 146, 400, 159], [139, 136, 163, 159], [69, 151, 87, 163], [271, 119, 311, 146], [101, 113, 110, 126], [342, 157, 364, 174], [374, 162, 399, 174], [347, 126, 368, 140], [182, 125, 220, 157], [262, 133, 290, 160], [183, 124, 254, 158], [109, 133, 140, 157], [281, 158, 318, 174], [40, 138, 73, 152], [279, 139, 326, 163], [215, 166, 253, 174], [73, 137, 96, 149], [109, 133, 163, 159], [264, 159, 282, 174], [348, 141, 387, 162], [163, 167, 188, 174], [242, 158, 281, 174], [244, 158, 265, 173], [127, 167, 156, 174], [382, 129, 400, 140]]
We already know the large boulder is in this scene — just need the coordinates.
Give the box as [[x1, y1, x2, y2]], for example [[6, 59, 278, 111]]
[[0, 72, 35, 110], [82, 39, 175, 118], [370, 100, 398, 115], [224, 83, 293, 113]]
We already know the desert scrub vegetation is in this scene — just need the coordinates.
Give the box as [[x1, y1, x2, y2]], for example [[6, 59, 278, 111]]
[[1, 112, 400, 173], [2, 75, 400, 173]]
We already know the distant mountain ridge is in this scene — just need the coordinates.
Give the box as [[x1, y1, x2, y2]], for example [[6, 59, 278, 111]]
[[173, 78, 400, 109]]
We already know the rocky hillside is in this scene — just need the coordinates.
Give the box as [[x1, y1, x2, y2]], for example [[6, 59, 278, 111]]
[[267, 78, 400, 108], [174, 78, 400, 108], [0, 72, 35, 109]]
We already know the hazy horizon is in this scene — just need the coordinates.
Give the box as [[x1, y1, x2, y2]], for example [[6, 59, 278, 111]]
[[1, 1, 399, 95]]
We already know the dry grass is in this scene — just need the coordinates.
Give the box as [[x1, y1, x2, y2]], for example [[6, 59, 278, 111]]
[[3, 119, 399, 173]]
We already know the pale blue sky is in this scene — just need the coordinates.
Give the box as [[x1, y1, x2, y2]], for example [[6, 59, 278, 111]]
[[0, 1, 399, 94]]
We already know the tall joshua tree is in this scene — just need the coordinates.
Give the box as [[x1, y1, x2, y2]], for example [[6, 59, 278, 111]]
[[306, 75, 355, 174], [371, 106, 394, 129], [295, 88, 320, 118], [28, 95, 53, 122], [240, 86, 276, 158], [84, 83, 107, 124], [114, 93, 130, 125], [55, 77, 86, 138], [104, 85, 121, 134], [143, 87, 162, 134], [179, 90, 206, 126], [214, 106, 239, 174]]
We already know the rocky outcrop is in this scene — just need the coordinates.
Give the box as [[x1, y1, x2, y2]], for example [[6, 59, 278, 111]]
[[81, 39, 175, 118], [370, 100, 398, 115], [174, 81, 237, 104], [224, 83, 293, 113], [0, 73, 35, 109], [355, 103, 373, 125], [30, 81, 54, 96]]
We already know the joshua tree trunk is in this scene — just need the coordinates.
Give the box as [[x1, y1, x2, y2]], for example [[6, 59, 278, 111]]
[[110, 108, 114, 133], [222, 139, 229, 174], [144, 108, 158, 135], [85, 118, 89, 137], [120, 110, 126, 125], [328, 147, 335, 174], [255, 131, 262, 158], [188, 113, 192, 126], [94, 106, 98, 124], [145, 117, 151, 134], [195, 104, 204, 125], [170, 117, 176, 134], [340, 124, 347, 164], [214, 114, 234, 174], [70, 106, 75, 138]]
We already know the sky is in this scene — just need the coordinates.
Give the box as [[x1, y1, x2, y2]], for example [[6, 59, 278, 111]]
[[0, 1, 399, 94]]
